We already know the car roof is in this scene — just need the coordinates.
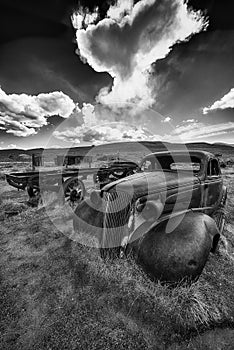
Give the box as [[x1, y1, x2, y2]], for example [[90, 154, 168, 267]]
[[143, 150, 215, 160]]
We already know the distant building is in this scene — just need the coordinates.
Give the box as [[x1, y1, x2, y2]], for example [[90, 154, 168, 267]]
[[32, 154, 44, 168], [55, 154, 93, 167]]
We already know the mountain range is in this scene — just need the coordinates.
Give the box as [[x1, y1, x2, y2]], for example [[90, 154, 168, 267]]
[[0, 141, 233, 163]]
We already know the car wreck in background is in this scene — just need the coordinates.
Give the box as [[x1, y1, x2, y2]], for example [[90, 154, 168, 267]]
[[93, 160, 140, 188], [5, 157, 140, 207], [74, 150, 227, 283]]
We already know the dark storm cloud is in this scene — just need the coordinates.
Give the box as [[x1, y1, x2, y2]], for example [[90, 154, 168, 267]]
[[0, 0, 115, 145], [1, 0, 233, 146], [77, 0, 206, 79], [75, 0, 206, 114], [187, 0, 234, 31], [151, 30, 234, 120], [0, 0, 112, 102], [0, 0, 116, 44], [0, 37, 112, 103], [149, 0, 234, 122], [202, 108, 234, 124], [0, 0, 78, 44]]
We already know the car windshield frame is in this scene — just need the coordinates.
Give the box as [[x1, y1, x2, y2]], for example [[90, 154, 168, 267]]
[[140, 154, 204, 176]]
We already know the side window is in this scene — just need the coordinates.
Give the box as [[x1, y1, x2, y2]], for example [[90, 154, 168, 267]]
[[211, 159, 220, 176], [207, 159, 220, 177]]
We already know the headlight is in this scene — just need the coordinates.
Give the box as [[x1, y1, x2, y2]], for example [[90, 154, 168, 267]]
[[140, 200, 163, 222]]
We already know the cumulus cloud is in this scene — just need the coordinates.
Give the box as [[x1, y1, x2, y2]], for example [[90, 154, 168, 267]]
[[54, 121, 159, 144], [74, 0, 208, 112], [166, 119, 234, 142], [0, 88, 76, 137], [0, 143, 18, 150], [72, 7, 99, 30], [7, 144, 17, 149], [182, 119, 196, 123], [53, 103, 160, 144], [54, 113, 234, 144], [203, 88, 234, 114], [107, 0, 132, 21], [162, 116, 171, 123]]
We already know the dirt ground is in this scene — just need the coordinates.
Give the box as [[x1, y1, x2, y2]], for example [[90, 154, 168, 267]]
[[0, 167, 234, 349]]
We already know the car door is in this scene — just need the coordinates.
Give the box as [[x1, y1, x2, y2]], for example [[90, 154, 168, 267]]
[[202, 158, 223, 213]]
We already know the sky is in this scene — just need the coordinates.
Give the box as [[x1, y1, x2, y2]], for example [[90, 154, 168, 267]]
[[0, 0, 234, 149]]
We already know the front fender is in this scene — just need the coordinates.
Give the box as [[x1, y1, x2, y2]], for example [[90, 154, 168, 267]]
[[127, 211, 220, 282]]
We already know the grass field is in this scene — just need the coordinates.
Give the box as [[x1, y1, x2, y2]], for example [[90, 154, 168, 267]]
[[0, 166, 234, 349]]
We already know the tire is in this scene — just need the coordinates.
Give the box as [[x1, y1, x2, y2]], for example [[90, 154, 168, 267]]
[[27, 184, 40, 198], [27, 175, 40, 198], [27, 185, 42, 206], [27, 175, 41, 206]]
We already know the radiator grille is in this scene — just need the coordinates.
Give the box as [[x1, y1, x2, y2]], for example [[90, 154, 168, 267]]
[[102, 190, 133, 249]]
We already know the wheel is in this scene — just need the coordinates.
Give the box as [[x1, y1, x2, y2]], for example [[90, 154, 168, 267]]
[[27, 184, 40, 198], [27, 175, 40, 197], [60, 177, 85, 208], [27, 175, 41, 206], [27, 185, 42, 206]]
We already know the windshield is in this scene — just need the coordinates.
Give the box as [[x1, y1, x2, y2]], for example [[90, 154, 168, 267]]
[[140, 154, 202, 175]]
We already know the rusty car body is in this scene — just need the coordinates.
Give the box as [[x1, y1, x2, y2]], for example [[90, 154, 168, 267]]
[[74, 150, 227, 282]]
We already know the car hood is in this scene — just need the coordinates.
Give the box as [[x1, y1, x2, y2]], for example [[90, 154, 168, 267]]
[[102, 170, 200, 198]]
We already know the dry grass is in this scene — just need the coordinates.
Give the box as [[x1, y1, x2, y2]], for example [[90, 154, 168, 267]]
[[0, 168, 234, 349], [0, 198, 28, 213]]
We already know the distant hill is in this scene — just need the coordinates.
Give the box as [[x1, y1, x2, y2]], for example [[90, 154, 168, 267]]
[[93, 141, 234, 159], [184, 142, 234, 158], [0, 141, 233, 163]]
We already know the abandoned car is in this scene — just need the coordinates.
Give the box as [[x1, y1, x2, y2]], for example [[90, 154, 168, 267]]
[[93, 160, 140, 188], [73, 150, 227, 282]]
